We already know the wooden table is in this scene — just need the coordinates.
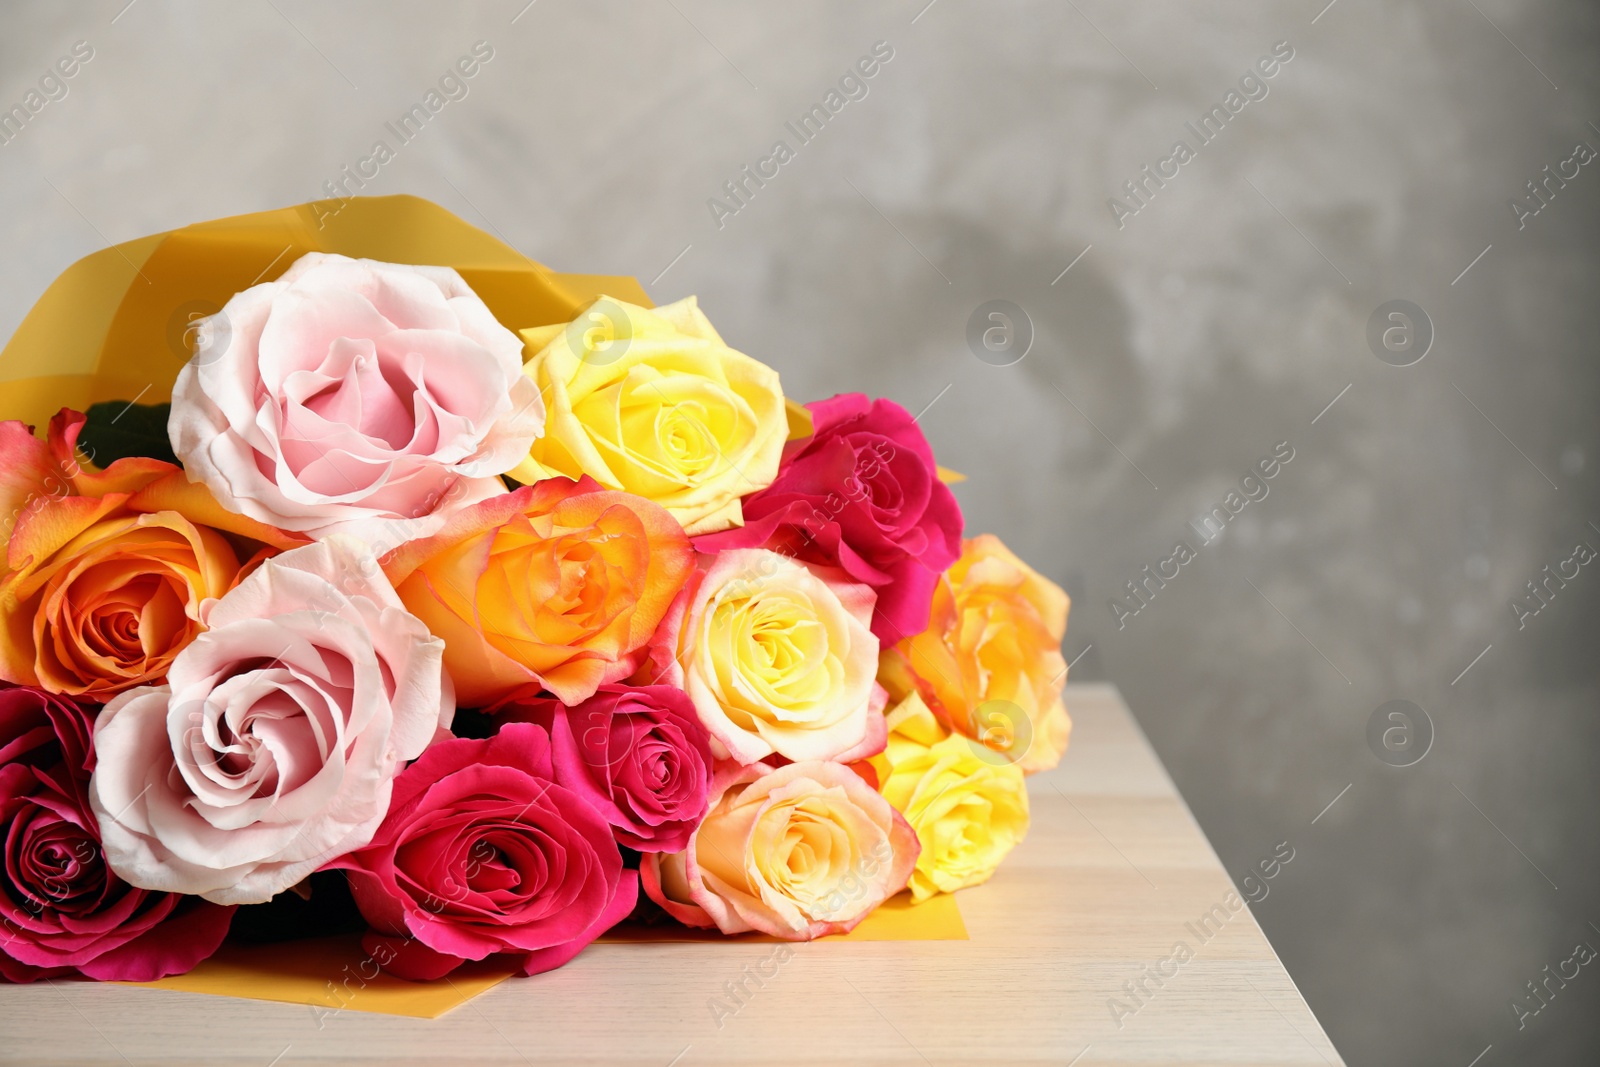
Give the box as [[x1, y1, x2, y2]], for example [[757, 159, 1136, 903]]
[[0, 684, 1344, 1066]]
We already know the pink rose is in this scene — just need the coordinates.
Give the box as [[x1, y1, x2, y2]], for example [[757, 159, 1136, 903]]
[[496, 684, 714, 853], [695, 394, 962, 642], [330, 722, 636, 980], [641, 760, 918, 939], [169, 252, 543, 541], [88, 537, 452, 905], [0, 685, 233, 982]]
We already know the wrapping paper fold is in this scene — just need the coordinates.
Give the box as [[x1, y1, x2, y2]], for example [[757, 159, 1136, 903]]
[[599, 889, 967, 945], [0, 194, 649, 429], [122, 893, 967, 1018]]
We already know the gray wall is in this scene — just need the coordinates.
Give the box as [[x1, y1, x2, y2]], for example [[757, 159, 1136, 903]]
[[2, 2, 1596, 1063]]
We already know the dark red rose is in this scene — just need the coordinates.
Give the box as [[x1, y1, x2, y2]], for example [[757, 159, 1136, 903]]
[[0, 682, 92, 780], [497, 683, 714, 853], [329, 722, 636, 980], [0, 685, 233, 982], [694, 393, 962, 642]]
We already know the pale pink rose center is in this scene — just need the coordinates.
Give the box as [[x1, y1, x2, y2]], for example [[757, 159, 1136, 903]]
[[261, 288, 510, 502], [183, 666, 347, 806], [299, 341, 420, 452]]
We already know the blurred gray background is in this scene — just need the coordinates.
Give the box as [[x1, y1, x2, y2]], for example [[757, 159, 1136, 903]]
[[2, 1, 1597, 1063]]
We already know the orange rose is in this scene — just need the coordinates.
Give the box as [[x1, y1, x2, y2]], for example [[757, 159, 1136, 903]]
[[879, 534, 1071, 774], [382, 476, 693, 707], [0, 409, 304, 698]]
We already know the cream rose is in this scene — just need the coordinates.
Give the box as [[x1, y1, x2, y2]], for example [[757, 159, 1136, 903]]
[[871, 692, 1029, 902], [88, 537, 453, 905], [169, 252, 543, 542], [640, 760, 919, 939], [641, 548, 884, 764], [511, 295, 786, 536]]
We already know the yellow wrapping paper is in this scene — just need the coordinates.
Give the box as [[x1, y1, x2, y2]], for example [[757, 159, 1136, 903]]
[[0, 194, 650, 428], [121, 936, 517, 1020], [121, 893, 967, 1018], [9, 196, 969, 1018], [599, 889, 968, 946]]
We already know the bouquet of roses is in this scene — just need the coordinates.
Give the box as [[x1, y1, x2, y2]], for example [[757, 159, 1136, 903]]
[[0, 199, 1071, 985]]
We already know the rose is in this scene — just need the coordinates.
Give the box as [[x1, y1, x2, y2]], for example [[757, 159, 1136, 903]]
[[638, 548, 885, 764], [879, 534, 1071, 774], [330, 722, 636, 980], [383, 476, 692, 707], [88, 537, 452, 904], [870, 692, 1028, 902], [0, 684, 92, 779], [510, 295, 787, 536], [0, 409, 302, 698], [0, 685, 233, 982], [169, 251, 544, 541], [640, 760, 918, 939], [695, 393, 962, 643], [496, 684, 713, 852]]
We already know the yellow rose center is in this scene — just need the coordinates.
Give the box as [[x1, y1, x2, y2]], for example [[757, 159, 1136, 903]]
[[590, 369, 753, 491], [754, 799, 852, 907], [656, 399, 723, 480], [708, 589, 837, 726]]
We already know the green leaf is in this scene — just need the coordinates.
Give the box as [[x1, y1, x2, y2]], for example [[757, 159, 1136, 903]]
[[76, 401, 179, 467]]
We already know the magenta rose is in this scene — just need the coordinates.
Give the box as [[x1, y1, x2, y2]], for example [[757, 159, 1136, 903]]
[[329, 722, 636, 980], [496, 684, 714, 853], [694, 393, 962, 642], [0, 685, 233, 982]]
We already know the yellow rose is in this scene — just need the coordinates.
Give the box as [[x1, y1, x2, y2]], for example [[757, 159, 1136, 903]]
[[511, 296, 787, 536], [880, 534, 1071, 774], [871, 692, 1029, 902]]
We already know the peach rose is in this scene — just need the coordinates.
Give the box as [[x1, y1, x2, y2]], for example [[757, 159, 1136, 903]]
[[382, 476, 692, 707], [0, 410, 302, 698], [879, 534, 1071, 774], [640, 760, 918, 939], [639, 548, 884, 764]]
